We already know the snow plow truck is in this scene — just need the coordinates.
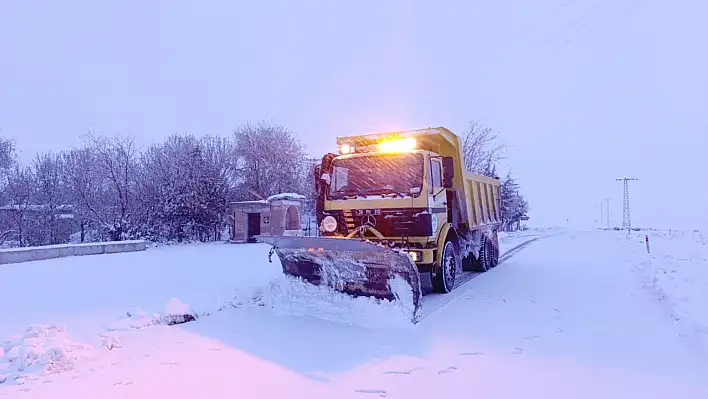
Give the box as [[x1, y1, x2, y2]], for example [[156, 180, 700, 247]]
[[258, 127, 502, 322]]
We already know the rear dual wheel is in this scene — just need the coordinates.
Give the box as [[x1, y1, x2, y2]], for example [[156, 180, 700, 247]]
[[477, 234, 500, 272]]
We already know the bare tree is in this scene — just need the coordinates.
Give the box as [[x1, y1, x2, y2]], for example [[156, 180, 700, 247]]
[[0, 135, 14, 173], [232, 121, 307, 199], [3, 166, 34, 246], [62, 148, 104, 242], [461, 119, 508, 176], [33, 152, 66, 244], [82, 131, 139, 240], [0, 135, 16, 200]]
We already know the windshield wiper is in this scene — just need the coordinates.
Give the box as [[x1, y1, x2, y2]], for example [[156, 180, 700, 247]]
[[362, 188, 406, 198], [331, 189, 361, 199]]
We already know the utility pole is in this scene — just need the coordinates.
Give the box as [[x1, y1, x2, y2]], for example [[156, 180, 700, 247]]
[[599, 202, 604, 224], [616, 178, 638, 231], [604, 197, 612, 229]]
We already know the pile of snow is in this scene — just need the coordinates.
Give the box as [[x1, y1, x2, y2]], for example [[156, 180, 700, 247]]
[[626, 230, 708, 352], [106, 308, 162, 332], [107, 298, 199, 332], [259, 274, 415, 329], [0, 324, 93, 385], [162, 297, 197, 325]]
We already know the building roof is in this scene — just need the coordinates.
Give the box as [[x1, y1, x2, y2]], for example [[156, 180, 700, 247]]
[[230, 193, 306, 207]]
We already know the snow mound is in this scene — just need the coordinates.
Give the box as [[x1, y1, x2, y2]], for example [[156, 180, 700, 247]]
[[260, 274, 415, 329], [106, 308, 162, 331], [162, 297, 197, 325], [0, 324, 93, 385], [106, 298, 198, 333]]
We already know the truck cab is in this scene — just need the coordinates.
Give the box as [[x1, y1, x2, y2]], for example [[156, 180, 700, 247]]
[[319, 147, 448, 266]]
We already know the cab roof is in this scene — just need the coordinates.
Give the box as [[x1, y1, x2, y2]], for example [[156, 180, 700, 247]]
[[336, 127, 459, 155]]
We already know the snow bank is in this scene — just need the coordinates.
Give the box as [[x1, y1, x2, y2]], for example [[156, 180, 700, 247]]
[[0, 324, 93, 385], [0, 240, 147, 265], [259, 275, 415, 329], [626, 230, 708, 352]]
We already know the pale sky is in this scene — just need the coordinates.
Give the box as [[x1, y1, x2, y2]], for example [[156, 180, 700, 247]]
[[1, 0, 706, 229]]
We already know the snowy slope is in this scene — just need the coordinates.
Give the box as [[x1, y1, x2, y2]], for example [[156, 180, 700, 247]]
[[3, 230, 708, 398]]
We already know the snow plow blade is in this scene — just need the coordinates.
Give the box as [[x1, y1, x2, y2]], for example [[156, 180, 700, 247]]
[[257, 236, 422, 322]]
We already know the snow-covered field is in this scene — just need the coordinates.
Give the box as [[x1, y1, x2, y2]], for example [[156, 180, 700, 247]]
[[623, 229, 708, 355], [2, 228, 708, 398]]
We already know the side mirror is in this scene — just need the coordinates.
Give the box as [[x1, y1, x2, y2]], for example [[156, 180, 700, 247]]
[[314, 165, 321, 190], [442, 157, 455, 188], [320, 172, 331, 185]]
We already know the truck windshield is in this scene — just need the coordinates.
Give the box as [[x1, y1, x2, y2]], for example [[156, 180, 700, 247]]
[[329, 153, 424, 199]]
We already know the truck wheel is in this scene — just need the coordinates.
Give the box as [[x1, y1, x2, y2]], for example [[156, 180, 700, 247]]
[[476, 235, 493, 272], [432, 241, 457, 293], [490, 231, 500, 268]]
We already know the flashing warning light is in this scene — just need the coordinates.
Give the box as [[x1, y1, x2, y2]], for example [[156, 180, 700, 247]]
[[339, 143, 353, 154], [376, 137, 417, 153]]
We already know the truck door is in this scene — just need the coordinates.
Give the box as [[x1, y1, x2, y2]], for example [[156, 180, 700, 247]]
[[429, 158, 448, 232]]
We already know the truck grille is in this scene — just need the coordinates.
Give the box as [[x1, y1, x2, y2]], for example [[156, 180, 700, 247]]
[[332, 208, 432, 238]]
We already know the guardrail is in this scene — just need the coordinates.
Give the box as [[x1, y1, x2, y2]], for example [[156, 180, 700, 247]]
[[0, 240, 148, 265]]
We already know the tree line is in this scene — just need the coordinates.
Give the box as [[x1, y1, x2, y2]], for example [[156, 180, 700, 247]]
[[0, 122, 309, 246], [0, 120, 529, 247]]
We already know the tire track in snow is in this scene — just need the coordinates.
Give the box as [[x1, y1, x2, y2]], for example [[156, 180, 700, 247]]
[[417, 234, 551, 322]]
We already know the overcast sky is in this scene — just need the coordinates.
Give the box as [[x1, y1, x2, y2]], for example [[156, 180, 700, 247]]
[[1, 0, 706, 229]]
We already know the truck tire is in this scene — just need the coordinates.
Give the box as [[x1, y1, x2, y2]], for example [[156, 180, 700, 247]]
[[490, 230, 500, 268], [432, 241, 457, 293], [475, 235, 493, 272]]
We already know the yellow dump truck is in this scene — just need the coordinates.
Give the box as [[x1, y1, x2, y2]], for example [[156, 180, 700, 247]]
[[259, 127, 502, 321]]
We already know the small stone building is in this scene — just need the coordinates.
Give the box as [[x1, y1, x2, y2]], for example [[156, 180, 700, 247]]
[[229, 193, 305, 243]]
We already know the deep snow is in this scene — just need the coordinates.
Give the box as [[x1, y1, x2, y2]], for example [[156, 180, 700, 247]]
[[623, 229, 708, 356], [2, 229, 708, 398]]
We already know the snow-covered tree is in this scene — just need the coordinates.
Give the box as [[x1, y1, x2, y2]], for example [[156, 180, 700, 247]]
[[461, 119, 507, 177], [232, 121, 307, 200], [32, 152, 67, 244], [2, 166, 34, 246], [0, 136, 13, 173], [62, 148, 105, 242], [81, 132, 139, 240], [500, 171, 530, 231], [136, 134, 234, 242], [0, 135, 16, 201]]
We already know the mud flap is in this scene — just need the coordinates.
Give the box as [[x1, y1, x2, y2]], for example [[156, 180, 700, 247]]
[[257, 236, 422, 323]]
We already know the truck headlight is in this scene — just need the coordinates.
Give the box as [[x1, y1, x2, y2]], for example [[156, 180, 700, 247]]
[[322, 215, 338, 233], [407, 250, 422, 262]]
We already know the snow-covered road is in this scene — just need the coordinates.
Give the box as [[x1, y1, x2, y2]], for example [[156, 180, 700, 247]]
[[3, 230, 708, 398]]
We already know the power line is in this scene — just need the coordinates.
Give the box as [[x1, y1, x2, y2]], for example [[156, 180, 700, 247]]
[[512, 0, 651, 71], [468, 0, 581, 68]]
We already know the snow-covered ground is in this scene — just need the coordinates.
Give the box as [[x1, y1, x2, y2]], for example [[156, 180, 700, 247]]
[[0, 243, 278, 341], [2, 229, 708, 398], [622, 229, 708, 355]]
